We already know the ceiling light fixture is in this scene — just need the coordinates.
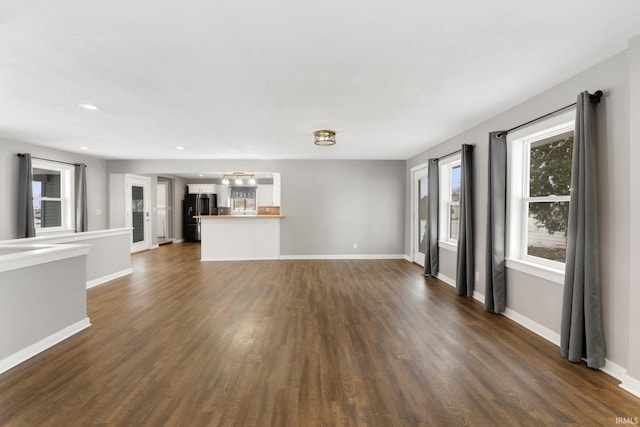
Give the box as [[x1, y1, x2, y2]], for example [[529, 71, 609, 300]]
[[314, 129, 336, 146], [79, 104, 99, 110], [176, 146, 184, 150], [222, 173, 257, 186]]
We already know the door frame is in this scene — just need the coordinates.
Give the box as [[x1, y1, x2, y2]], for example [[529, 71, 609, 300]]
[[410, 162, 429, 266], [125, 174, 151, 253]]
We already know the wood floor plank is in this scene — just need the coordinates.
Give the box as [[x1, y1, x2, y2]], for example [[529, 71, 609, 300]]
[[0, 242, 638, 426]]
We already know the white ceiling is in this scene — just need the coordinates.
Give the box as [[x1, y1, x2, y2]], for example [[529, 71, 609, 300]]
[[1, 1, 640, 161]]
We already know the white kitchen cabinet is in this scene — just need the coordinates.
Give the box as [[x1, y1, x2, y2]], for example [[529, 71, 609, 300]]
[[188, 184, 216, 194]]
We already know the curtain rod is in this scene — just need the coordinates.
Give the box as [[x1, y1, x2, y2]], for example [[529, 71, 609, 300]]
[[17, 153, 83, 167], [502, 90, 603, 136], [432, 149, 462, 162]]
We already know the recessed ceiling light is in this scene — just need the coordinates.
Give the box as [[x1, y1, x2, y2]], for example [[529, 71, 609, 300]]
[[80, 146, 89, 150], [79, 104, 99, 110], [176, 146, 185, 150]]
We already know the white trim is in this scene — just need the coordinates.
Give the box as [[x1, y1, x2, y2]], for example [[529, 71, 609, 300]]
[[201, 256, 281, 261], [503, 307, 561, 345], [86, 268, 133, 289], [0, 317, 90, 375], [0, 244, 90, 273], [501, 307, 640, 399], [173, 239, 185, 243], [410, 162, 430, 265], [507, 110, 575, 272], [438, 241, 457, 252], [403, 254, 412, 262], [0, 228, 133, 245], [603, 359, 628, 382], [279, 254, 406, 260], [436, 273, 455, 287], [151, 244, 159, 250], [125, 174, 152, 253], [31, 159, 75, 234], [473, 291, 485, 304], [505, 258, 565, 285], [619, 375, 640, 399], [439, 155, 462, 246]]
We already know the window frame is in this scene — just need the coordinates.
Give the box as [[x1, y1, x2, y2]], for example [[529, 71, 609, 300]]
[[31, 159, 75, 235], [438, 153, 462, 250], [506, 109, 575, 284]]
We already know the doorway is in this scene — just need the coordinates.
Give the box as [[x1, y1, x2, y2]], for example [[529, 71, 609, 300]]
[[411, 163, 429, 266], [156, 178, 174, 245], [125, 175, 151, 253]]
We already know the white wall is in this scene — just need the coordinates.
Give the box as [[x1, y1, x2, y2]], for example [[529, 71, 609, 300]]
[[0, 138, 108, 240], [106, 159, 406, 256], [405, 45, 638, 388]]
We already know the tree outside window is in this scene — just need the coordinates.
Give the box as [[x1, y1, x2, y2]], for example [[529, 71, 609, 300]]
[[526, 131, 573, 262]]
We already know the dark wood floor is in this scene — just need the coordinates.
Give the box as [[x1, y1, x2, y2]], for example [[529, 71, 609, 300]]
[[0, 243, 637, 426]]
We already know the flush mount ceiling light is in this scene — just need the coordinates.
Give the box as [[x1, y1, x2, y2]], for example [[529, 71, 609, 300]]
[[314, 129, 336, 146], [78, 103, 99, 110]]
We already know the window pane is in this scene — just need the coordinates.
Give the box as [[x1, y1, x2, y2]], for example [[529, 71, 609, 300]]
[[40, 200, 62, 228], [527, 201, 569, 262], [33, 168, 61, 198], [451, 166, 461, 202], [418, 178, 428, 253], [132, 185, 145, 243], [449, 204, 459, 240], [529, 131, 573, 197]]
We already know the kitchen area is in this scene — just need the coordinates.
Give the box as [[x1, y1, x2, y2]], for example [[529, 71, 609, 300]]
[[183, 172, 283, 261]]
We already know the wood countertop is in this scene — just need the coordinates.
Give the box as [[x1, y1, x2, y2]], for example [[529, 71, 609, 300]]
[[195, 215, 284, 219]]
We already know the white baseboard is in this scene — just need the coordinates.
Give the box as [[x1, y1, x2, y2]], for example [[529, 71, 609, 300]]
[[433, 271, 640, 400], [280, 254, 406, 260], [173, 239, 184, 243], [620, 374, 640, 399], [503, 307, 561, 346], [501, 309, 640, 399], [434, 274, 484, 304], [403, 254, 412, 262], [86, 268, 133, 289], [472, 291, 485, 304], [0, 317, 91, 375], [151, 244, 160, 250], [436, 273, 455, 287]]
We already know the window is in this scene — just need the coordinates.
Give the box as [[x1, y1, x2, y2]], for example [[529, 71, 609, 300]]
[[32, 159, 75, 233], [507, 109, 574, 282], [439, 154, 461, 249]]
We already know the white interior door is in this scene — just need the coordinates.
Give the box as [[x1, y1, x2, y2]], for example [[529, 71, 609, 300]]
[[125, 175, 151, 253], [412, 164, 429, 266]]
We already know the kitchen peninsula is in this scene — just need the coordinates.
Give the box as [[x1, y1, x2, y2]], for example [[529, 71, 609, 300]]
[[195, 214, 283, 261]]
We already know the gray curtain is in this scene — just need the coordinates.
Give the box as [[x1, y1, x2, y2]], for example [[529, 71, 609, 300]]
[[75, 163, 88, 232], [484, 132, 507, 313], [17, 153, 35, 238], [560, 91, 605, 368], [424, 158, 439, 275], [456, 144, 474, 296]]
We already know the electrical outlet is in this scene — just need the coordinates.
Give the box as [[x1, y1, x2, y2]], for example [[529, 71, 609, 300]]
[[353, 243, 358, 249]]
